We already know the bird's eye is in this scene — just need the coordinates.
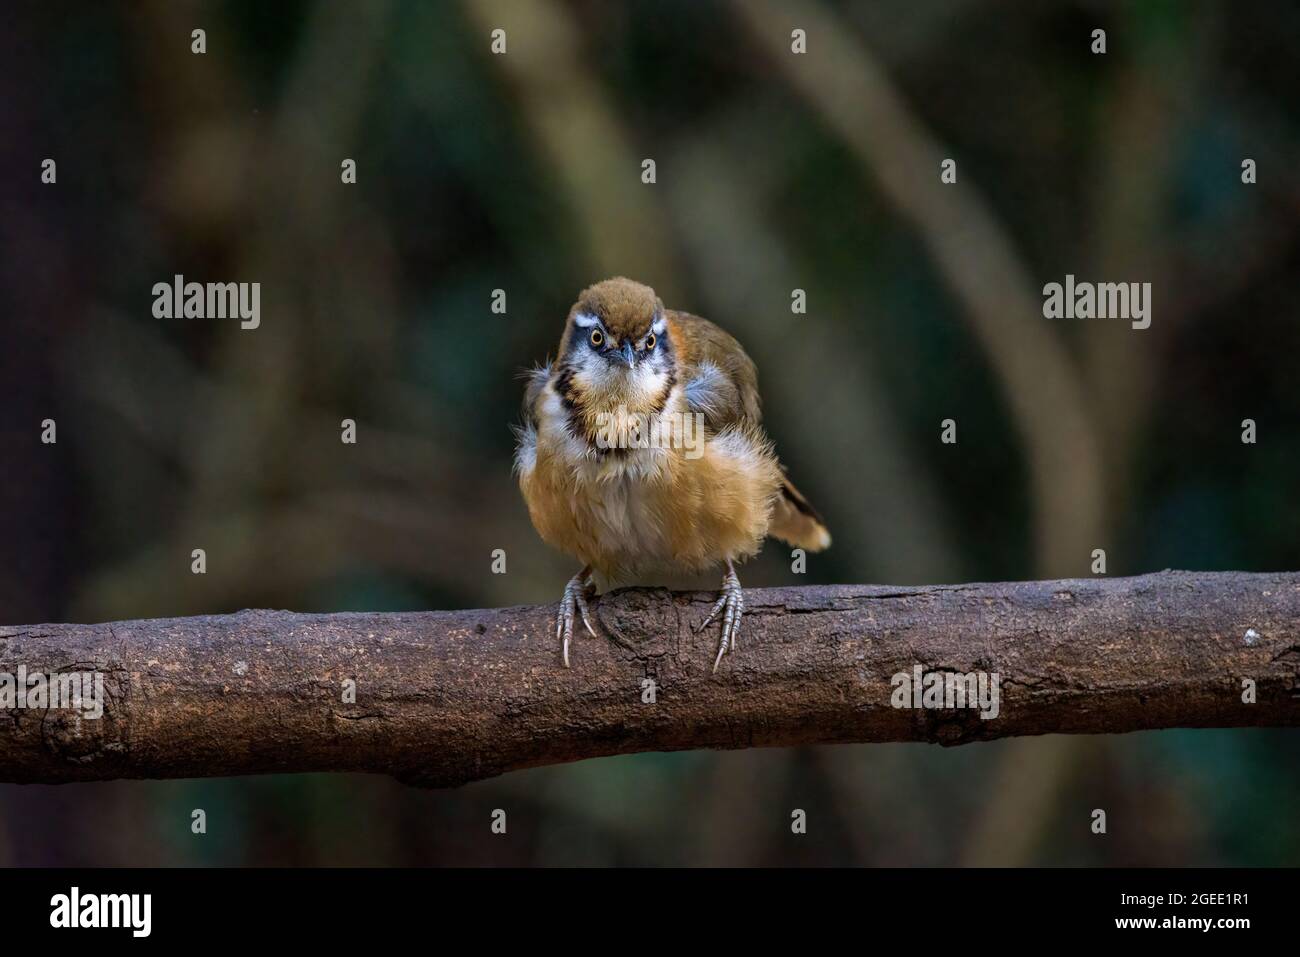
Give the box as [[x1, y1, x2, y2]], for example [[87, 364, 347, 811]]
[[645, 333, 656, 350], [589, 329, 603, 347]]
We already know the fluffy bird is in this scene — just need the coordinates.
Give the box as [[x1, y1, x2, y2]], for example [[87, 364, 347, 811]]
[[515, 278, 830, 670]]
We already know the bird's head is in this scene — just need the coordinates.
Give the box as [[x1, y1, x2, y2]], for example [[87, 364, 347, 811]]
[[557, 277, 676, 415]]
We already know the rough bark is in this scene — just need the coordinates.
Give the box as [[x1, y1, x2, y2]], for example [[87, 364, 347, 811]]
[[1, 570, 1297, 787]]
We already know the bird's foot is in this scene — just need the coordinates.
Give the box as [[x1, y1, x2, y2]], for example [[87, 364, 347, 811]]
[[557, 567, 598, 667], [696, 561, 744, 672]]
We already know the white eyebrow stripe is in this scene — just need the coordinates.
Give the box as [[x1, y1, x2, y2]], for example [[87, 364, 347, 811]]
[[573, 311, 602, 328], [651, 316, 667, 335]]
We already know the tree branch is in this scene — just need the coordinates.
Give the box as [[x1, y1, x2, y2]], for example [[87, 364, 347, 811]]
[[2, 571, 1298, 787]]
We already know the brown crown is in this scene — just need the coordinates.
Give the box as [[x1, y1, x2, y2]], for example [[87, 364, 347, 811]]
[[572, 277, 662, 342]]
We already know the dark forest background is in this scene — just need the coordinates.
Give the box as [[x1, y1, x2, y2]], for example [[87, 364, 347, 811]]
[[1, 0, 1297, 864]]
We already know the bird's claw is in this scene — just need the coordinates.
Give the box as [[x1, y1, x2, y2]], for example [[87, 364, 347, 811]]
[[557, 570, 598, 667], [698, 564, 743, 673]]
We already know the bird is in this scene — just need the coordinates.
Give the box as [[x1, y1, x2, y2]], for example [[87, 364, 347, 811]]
[[514, 277, 830, 671]]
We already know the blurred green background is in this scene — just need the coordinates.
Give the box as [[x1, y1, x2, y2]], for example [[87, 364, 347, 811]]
[[1, 0, 1298, 865]]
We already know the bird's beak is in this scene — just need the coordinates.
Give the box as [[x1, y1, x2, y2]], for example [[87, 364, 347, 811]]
[[619, 341, 636, 368]]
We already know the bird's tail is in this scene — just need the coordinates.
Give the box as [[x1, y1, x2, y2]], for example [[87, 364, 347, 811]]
[[769, 475, 831, 552]]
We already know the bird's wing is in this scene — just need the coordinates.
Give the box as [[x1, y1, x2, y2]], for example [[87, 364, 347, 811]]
[[520, 362, 551, 426], [673, 311, 832, 552], [671, 310, 762, 432]]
